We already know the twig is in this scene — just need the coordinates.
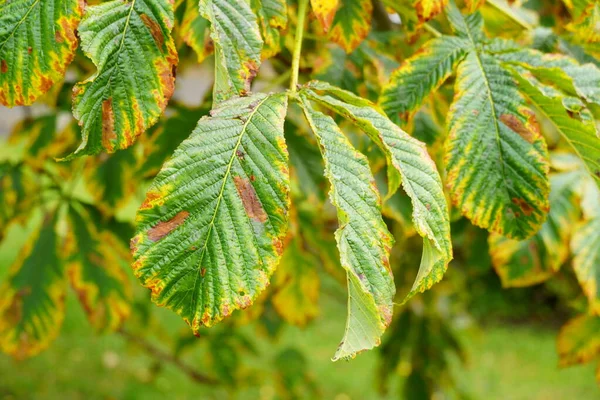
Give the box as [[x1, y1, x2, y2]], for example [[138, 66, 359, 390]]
[[118, 328, 220, 386]]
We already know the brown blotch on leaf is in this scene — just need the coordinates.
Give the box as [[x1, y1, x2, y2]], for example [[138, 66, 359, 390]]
[[200, 268, 206, 277], [241, 60, 259, 91], [1, 60, 7, 74], [140, 14, 164, 48], [130, 235, 140, 253], [101, 98, 116, 152], [512, 197, 534, 216], [147, 210, 190, 241], [233, 176, 267, 223], [500, 114, 534, 143], [140, 190, 162, 210]]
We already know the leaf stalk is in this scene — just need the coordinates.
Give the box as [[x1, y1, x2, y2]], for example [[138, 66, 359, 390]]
[[290, 0, 309, 92]]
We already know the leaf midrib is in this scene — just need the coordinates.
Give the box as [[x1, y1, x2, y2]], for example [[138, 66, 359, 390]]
[[0, 0, 41, 53]]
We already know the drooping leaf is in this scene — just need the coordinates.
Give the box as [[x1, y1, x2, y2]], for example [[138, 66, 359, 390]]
[[380, 36, 468, 123], [272, 237, 320, 326], [329, 0, 372, 53], [507, 66, 600, 188], [489, 173, 580, 287], [69, 0, 178, 157], [0, 213, 66, 358], [311, 0, 339, 32], [200, 0, 263, 103], [180, 0, 214, 63], [301, 81, 452, 301], [251, 0, 287, 58], [299, 96, 395, 360], [444, 8, 550, 239], [131, 93, 289, 332], [66, 204, 131, 332], [0, 0, 83, 106], [558, 314, 600, 367]]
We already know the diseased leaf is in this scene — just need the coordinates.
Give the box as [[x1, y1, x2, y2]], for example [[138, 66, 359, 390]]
[[507, 66, 600, 188], [380, 36, 468, 123], [0, 213, 66, 359], [329, 0, 372, 53], [251, 0, 287, 58], [0, 0, 83, 106], [66, 204, 131, 332], [131, 93, 289, 332], [70, 0, 178, 157], [489, 173, 580, 287], [299, 96, 395, 360], [311, 0, 339, 32], [558, 314, 600, 367], [200, 0, 263, 103], [180, 0, 213, 63], [301, 81, 452, 302], [272, 237, 320, 326], [415, 0, 448, 23], [444, 9, 550, 239]]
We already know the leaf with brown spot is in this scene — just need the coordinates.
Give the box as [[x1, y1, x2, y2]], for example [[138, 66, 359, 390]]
[[66, 0, 178, 158], [131, 93, 289, 333], [310, 0, 339, 32], [0, 0, 83, 106]]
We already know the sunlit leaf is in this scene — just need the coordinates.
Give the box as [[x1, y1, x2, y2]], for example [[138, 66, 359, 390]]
[[131, 93, 289, 332], [558, 314, 600, 367], [301, 81, 452, 301], [0, 213, 66, 358], [311, 0, 339, 32], [69, 0, 178, 157], [415, 0, 448, 23], [329, 0, 372, 53], [200, 0, 263, 103], [0, 0, 83, 106], [489, 173, 580, 287], [299, 96, 394, 360]]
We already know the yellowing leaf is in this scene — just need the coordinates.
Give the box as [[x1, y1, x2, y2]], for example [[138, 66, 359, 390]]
[[272, 237, 320, 326], [180, 0, 214, 63], [311, 0, 339, 32], [69, 0, 178, 157], [329, 0, 372, 53], [131, 93, 289, 332], [0, 0, 83, 106], [299, 96, 394, 360], [252, 0, 287, 58], [415, 0, 448, 23], [558, 314, 600, 367], [489, 173, 580, 287], [66, 204, 131, 332], [0, 214, 66, 359]]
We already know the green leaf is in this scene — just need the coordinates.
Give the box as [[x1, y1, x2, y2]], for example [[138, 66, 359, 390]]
[[445, 0, 484, 41], [299, 96, 395, 360], [131, 93, 289, 332], [301, 81, 452, 302], [69, 0, 178, 158], [272, 236, 320, 327], [489, 173, 580, 287], [66, 204, 131, 332], [180, 0, 213, 63], [558, 314, 600, 367], [380, 36, 468, 123], [445, 16, 550, 239], [0, 0, 83, 106], [200, 0, 263, 103], [507, 66, 600, 188], [251, 0, 287, 58], [0, 213, 66, 358], [329, 0, 372, 53]]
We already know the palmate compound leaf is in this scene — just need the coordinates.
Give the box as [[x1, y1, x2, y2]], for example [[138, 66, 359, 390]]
[[380, 36, 469, 124], [0, 212, 66, 359], [131, 93, 289, 332], [0, 0, 83, 106], [300, 81, 452, 301], [68, 0, 178, 158], [66, 203, 131, 332], [200, 0, 263, 103], [298, 95, 395, 361], [444, 6, 550, 239], [489, 172, 580, 287]]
